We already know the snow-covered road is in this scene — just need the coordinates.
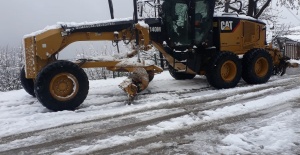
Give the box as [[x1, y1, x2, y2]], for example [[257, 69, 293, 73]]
[[0, 68, 300, 154]]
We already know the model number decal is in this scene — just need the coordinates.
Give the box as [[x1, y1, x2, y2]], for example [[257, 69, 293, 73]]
[[150, 27, 161, 32]]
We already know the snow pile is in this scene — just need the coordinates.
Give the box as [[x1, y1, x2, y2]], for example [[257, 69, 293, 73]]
[[288, 59, 300, 65]]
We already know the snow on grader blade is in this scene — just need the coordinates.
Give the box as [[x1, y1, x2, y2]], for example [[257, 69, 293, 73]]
[[21, 0, 297, 111]]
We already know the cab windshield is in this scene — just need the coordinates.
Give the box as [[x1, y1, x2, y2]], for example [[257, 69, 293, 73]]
[[162, 0, 191, 46], [162, 0, 212, 47]]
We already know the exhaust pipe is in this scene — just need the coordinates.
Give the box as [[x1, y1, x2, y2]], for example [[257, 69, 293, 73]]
[[108, 0, 114, 19]]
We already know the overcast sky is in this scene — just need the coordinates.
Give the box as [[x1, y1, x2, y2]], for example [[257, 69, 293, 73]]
[[0, 0, 298, 48], [0, 0, 133, 47]]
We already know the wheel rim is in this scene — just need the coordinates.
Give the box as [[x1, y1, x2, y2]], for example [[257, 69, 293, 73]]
[[50, 73, 79, 101], [221, 60, 237, 82], [255, 57, 268, 77]]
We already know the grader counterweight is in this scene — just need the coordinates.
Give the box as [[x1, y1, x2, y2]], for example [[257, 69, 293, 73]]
[[21, 0, 296, 111]]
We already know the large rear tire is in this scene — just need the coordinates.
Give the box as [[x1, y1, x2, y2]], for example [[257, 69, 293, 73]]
[[206, 52, 242, 89], [34, 60, 89, 111], [242, 49, 273, 84], [20, 66, 35, 97], [168, 64, 196, 80]]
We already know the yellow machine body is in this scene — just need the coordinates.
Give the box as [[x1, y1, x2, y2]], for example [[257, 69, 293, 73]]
[[21, 0, 296, 111]]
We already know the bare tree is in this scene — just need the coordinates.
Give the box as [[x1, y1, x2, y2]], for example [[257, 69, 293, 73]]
[[217, 0, 299, 19], [0, 46, 23, 91]]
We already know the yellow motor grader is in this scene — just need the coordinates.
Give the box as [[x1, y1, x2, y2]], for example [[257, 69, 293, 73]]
[[21, 0, 294, 111]]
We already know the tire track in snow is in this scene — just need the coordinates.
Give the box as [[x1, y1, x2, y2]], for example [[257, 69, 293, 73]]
[[1, 76, 300, 154], [81, 87, 212, 108], [0, 75, 298, 141], [0, 75, 295, 144], [111, 102, 298, 155], [86, 87, 300, 154]]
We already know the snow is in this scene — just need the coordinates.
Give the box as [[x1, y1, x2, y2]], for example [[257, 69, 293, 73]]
[[290, 26, 300, 31], [86, 55, 119, 61], [23, 17, 133, 38], [214, 12, 265, 24], [1, 68, 300, 154], [58, 17, 132, 28], [116, 57, 155, 67], [219, 110, 300, 154], [201, 86, 300, 121], [82, 54, 155, 68], [285, 35, 300, 42], [284, 26, 300, 41], [289, 59, 300, 64], [23, 25, 61, 38], [138, 21, 149, 28]]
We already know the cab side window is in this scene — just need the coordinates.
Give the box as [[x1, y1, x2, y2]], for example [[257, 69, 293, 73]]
[[172, 2, 190, 45], [195, 0, 208, 44]]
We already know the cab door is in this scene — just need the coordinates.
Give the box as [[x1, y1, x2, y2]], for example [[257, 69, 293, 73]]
[[162, 0, 191, 47]]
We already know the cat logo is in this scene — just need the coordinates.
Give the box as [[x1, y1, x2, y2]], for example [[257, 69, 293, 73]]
[[221, 21, 233, 31]]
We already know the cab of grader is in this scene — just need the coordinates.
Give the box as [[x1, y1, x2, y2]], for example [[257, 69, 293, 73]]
[[21, 0, 293, 111]]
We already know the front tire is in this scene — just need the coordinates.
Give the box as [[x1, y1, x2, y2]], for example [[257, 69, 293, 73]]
[[242, 49, 273, 84], [34, 60, 89, 111], [206, 52, 242, 89], [168, 64, 196, 80], [20, 66, 35, 97]]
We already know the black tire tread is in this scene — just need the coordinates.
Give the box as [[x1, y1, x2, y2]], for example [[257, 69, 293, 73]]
[[34, 60, 89, 111], [164, 46, 196, 80], [206, 51, 242, 89], [20, 66, 35, 97], [168, 64, 196, 80], [242, 49, 273, 84]]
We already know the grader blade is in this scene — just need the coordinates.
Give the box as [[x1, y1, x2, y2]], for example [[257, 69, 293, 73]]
[[75, 56, 162, 104], [119, 67, 150, 104], [273, 56, 299, 76]]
